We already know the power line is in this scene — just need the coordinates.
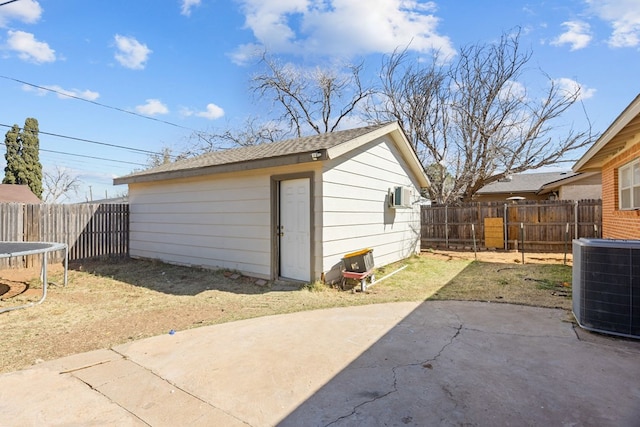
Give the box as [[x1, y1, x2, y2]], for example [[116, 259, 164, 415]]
[[0, 122, 162, 156], [40, 152, 134, 171], [0, 0, 20, 6], [40, 149, 146, 166], [0, 75, 200, 132]]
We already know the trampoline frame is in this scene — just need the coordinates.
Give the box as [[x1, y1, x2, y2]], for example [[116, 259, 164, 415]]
[[0, 242, 68, 314]]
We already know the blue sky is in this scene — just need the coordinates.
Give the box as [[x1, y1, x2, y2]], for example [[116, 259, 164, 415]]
[[0, 0, 639, 202]]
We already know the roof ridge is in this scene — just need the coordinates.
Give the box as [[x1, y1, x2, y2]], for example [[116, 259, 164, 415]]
[[119, 122, 395, 179]]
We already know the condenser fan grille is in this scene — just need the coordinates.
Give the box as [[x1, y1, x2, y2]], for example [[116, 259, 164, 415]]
[[573, 238, 640, 339]]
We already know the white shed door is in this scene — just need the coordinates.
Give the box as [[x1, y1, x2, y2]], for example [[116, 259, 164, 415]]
[[279, 178, 310, 281]]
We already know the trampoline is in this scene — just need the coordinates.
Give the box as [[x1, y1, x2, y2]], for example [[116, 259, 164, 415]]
[[0, 242, 68, 314]]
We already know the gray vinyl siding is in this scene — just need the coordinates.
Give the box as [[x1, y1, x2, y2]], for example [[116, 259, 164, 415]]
[[128, 172, 272, 278], [321, 136, 422, 272]]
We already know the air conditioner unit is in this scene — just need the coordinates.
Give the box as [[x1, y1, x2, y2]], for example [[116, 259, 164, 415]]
[[572, 238, 640, 339], [389, 186, 412, 208]]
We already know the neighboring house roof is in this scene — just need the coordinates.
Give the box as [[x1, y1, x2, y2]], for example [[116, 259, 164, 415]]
[[0, 184, 41, 203], [114, 122, 430, 188], [476, 171, 577, 195], [80, 195, 129, 204], [574, 93, 640, 172], [538, 171, 600, 195]]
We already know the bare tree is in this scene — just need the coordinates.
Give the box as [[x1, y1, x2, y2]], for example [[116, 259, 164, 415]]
[[372, 30, 595, 203], [252, 54, 374, 136], [156, 55, 373, 163], [371, 48, 452, 202], [42, 166, 80, 203], [191, 116, 287, 152], [145, 146, 193, 168], [141, 118, 282, 170]]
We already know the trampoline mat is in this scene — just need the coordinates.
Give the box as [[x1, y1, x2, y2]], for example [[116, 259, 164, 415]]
[[0, 242, 66, 257]]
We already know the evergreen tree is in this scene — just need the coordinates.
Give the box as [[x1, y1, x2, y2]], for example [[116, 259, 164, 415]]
[[3, 124, 25, 185], [3, 118, 43, 198], [21, 118, 42, 198]]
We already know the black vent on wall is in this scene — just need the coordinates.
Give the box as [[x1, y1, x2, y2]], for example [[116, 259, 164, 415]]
[[572, 238, 640, 339]]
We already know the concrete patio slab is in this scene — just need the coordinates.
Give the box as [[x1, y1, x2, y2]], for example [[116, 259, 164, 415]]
[[1, 301, 638, 426]]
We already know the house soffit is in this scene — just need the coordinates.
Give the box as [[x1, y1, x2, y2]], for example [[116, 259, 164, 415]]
[[574, 94, 640, 172]]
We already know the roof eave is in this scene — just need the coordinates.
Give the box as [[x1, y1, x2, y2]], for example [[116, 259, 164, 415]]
[[326, 122, 430, 189], [573, 94, 640, 172], [114, 150, 326, 185], [537, 171, 599, 194]]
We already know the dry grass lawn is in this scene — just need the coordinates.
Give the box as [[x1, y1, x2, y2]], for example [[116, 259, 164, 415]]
[[0, 250, 572, 374]]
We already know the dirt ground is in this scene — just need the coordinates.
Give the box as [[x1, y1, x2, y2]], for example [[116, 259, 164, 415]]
[[421, 248, 572, 265], [0, 250, 569, 374]]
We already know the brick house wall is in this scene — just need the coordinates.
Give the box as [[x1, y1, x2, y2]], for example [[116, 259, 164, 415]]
[[601, 142, 640, 239]]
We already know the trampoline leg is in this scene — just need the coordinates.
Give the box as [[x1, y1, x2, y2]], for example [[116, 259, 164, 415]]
[[0, 242, 67, 314], [63, 246, 68, 286], [38, 252, 48, 306]]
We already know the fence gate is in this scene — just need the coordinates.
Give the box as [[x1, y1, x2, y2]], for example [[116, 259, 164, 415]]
[[484, 217, 504, 249]]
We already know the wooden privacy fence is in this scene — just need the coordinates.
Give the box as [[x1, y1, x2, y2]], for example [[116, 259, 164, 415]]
[[0, 203, 128, 268], [421, 199, 602, 252]]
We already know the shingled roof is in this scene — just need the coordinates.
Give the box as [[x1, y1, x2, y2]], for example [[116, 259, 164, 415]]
[[114, 122, 429, 186], [476, 171, 578, 195], [0, 184, 41, 203]]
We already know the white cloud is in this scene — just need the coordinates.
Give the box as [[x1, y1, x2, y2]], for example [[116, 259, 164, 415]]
[[6, 30, 55, 63], [229, 42, 264, 66], [180, 0, 202, 16], [197, 103, 225, 119], [22, 84, 100, 100], [0, 0, 42, 27], [551, 21, 592, 50], [232, 0, 454, 64], [114, 34, 151, 69], [553, 77, 596, 101], [136, 99, 169, 115], [47, 86, 100, 101], [182, 103, 225, 120], [585, 0, 640, 47]]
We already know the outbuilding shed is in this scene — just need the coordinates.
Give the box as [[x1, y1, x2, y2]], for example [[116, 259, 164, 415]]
[[114, 122, 429, 283]]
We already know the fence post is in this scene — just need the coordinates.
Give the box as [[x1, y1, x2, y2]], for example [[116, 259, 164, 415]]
[[445, 204, 449, 248], [520, 222, 525, 264], [503, 203, 508, 250], [472, 223, 477, 259], [564, 223, 569, 265], [574, 200, 579, 239]]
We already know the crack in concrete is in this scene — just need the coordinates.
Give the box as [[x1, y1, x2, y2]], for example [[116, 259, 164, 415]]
[[70, 374, 152, 426], [325, 322, 464, 426], [70, 349, 252, 427]]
